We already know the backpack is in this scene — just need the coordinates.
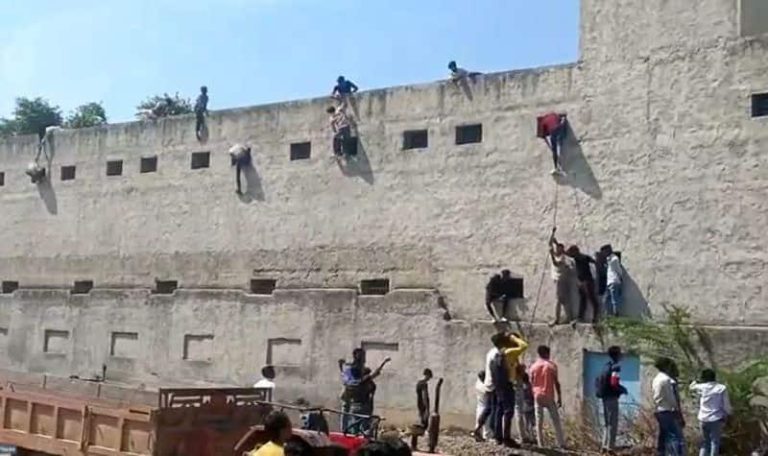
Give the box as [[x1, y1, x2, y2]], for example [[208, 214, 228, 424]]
[[595, 363, 611, 398]]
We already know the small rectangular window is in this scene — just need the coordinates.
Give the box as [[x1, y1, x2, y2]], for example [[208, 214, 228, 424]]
[[250, 279, 277, 295], [455, 124, 483, 145], [106, 160, 123, 176], [360, 279, 390, 295], [61, 165, 76, 181], [290, 142, 311, 160], [1, 281, 19, 294], [0, 172, 4, 187], [71, 280, 94, 294], [740, 0, 768, 37], [403, 130, 428, 150], [154, 280, 178, 294], [752, 93, 768, 118], [140, 156, 158, 173], [191, 152, 210, 169]]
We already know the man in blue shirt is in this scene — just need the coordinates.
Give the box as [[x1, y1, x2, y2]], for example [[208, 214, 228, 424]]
[[332, 76, 359, 103]]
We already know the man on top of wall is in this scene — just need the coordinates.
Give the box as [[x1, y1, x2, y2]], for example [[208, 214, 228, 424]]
[[448, 60, 481, 84], [537, 112, 568, 175], [194, 85, 209, 141], [331, 76, 358, 105]]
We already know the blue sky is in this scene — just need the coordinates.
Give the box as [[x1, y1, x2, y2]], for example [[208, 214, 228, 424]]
[[0, 0, 579, 123]]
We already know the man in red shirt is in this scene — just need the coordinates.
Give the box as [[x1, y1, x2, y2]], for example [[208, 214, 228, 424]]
[[528, 345, 566, 449], [537, 112, 568, 174]]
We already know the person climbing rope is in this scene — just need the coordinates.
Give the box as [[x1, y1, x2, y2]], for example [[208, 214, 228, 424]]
[[537, 112, 568, 175], [194, 86, 209, 141]]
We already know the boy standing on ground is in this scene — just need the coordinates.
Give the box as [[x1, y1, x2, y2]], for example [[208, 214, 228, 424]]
[[690, 369, 732, 456], [598, 346, 628, 452], [528, 345, 566, 449]]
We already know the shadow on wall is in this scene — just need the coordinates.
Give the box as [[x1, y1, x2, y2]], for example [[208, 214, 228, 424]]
[[557, 123, 602, 199], [238, 163, 265, 203], [456, 78, 474, 101], [336, 138, 374, 185], [620, 269, 651, 320], [37, 177, 58, 215]]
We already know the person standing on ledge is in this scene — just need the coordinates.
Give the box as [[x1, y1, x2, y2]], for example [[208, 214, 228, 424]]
[[601, 244, 624, 317], [549, 228, 576, 326], [566, 245, 600, 323], [194, 86, 209, 141], [485, 273, 503, 321], [537, 112, 568, 175]]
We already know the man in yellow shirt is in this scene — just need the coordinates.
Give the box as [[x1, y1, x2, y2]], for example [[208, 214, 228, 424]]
[[250, 410, 293, 456], [502, 332, 529, 384]]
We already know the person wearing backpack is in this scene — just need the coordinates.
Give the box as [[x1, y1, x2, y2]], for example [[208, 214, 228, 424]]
[[596, 346, 628, 452]]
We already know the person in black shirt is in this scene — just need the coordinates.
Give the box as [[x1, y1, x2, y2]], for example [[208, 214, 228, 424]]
[[416, 368, 433, 428], [485, 274, 502, 320], [498, 269, 518, 321], [566, 245, 600, 323], [332, 76, 359, 103]]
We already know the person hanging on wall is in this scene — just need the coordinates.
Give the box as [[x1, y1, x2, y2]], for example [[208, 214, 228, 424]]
[[26, 125, 61, 184], [549, 228, 576, 326], [498, 269, 519, 321], [194, 85, 209, 141], [448, 60, 481, 84], [327, 104, 352, 158], [331, 76, 359, 106], [537, 112, 568, 175], [229, 143, 252, 195], [566, 245, 600, 323]]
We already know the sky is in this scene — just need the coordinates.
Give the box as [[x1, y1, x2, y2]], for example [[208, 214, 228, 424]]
[[0, 0, 579, 123]]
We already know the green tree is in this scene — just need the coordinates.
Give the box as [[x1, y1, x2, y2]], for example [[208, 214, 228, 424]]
[[135, 93, 192, 118], [0, 97, 62, 137], [64, 102, 107, 129]]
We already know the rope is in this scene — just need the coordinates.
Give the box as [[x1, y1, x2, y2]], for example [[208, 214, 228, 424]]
[[524, 179, 560, 334]]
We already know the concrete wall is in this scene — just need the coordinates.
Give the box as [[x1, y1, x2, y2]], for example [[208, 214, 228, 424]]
[[0, 0, 766, 426]]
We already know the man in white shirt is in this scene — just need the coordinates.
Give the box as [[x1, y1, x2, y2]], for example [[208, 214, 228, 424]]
[[690, 369, 732, 456], [474, 370, 493, 440], [327, 105, 352, 157], [253, 365, 276, 402], [600, 245, 624, 317], [473, 345, 498, 440], [549, 228, 576, 325], [652, 357, 685, 456]]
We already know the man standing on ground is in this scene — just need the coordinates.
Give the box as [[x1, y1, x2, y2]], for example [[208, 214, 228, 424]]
[[474, 343, 499, 441], [528, 345, 566, 449], [690, 368, 732, 456], [327, 105, 352, 157], [250, 410, 292, 456], [253, 365, 276, 401], [601, 245, 624, 317], [549, 228, 575, 325], [598, 346, 628, 453], [566, 245, 600, 323], [537, 112, 568, 175], [194, 86, 209, 141], [416, 369, 433, 429], [474, 371, 493, 441], [652, 357, 685, 456], [489, 333, 521, 448]]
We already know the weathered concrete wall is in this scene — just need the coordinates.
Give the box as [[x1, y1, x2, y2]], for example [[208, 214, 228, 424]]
[[0, 0, 766, 427]]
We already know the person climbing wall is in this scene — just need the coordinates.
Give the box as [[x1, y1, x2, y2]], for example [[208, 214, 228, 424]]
[[537, 112, 568, 175]]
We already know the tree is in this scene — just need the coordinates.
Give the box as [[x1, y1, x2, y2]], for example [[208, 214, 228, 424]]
[[0, 97, 62, 137], [135, 93, 193, 119], [64, 102, 107, 129]]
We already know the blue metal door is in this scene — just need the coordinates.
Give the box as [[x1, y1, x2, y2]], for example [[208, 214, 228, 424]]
[[582, 350, 642, 445]]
